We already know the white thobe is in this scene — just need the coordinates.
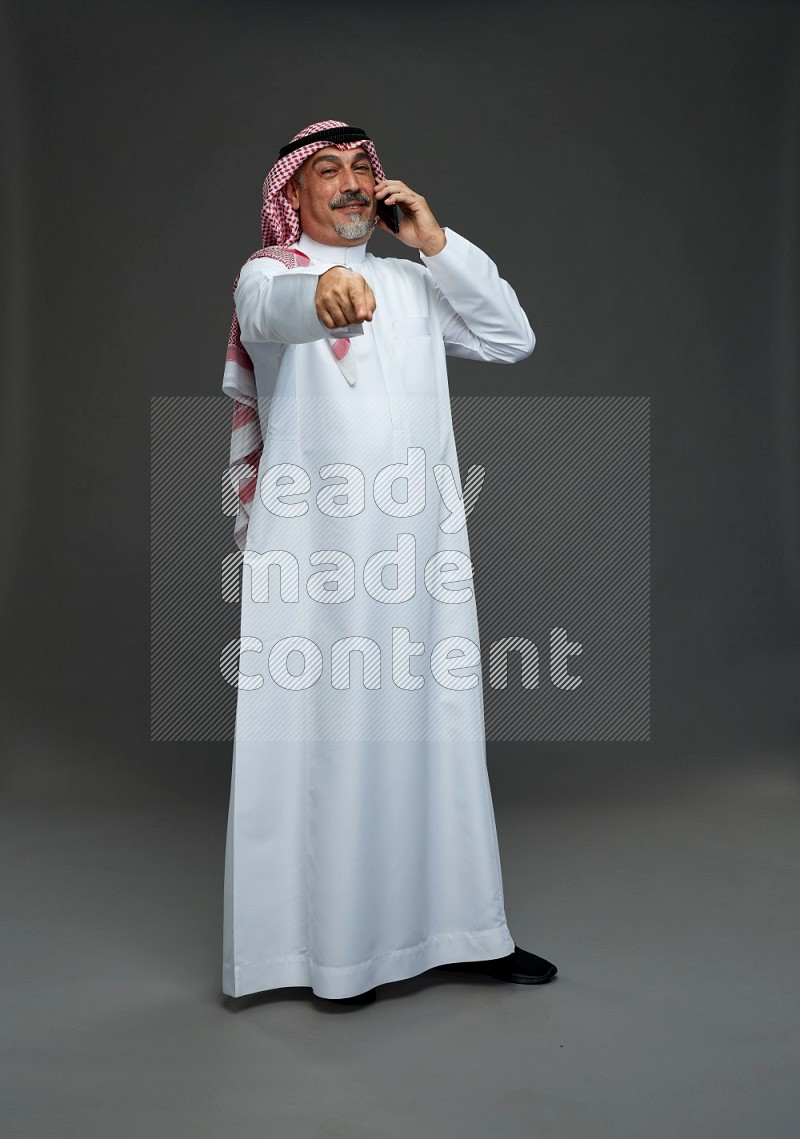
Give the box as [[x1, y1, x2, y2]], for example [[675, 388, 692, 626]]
[[222, 225, 535, 999]]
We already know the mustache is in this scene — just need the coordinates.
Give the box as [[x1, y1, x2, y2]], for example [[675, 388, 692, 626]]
[[330, 191, 371, 209]]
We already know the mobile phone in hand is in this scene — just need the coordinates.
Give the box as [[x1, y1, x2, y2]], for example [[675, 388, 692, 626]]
[[376, 197, 401, 233]]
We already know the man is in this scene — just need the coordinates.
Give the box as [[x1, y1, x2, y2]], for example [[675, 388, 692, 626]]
[[222, 121, 557, 1005]]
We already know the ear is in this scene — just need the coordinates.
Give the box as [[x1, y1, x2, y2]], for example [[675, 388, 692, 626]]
[[284, 176, 301, 211]]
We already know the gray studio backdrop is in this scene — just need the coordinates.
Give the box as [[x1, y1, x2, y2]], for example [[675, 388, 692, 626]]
[[1, 0, 798, 802]]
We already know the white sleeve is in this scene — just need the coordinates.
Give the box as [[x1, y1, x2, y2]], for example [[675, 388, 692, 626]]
[[419, 227, 535, 363], [234, 259, 365, 345]]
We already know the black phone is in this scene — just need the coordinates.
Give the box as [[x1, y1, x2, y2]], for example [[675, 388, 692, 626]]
[[376, 197, 401, 233]]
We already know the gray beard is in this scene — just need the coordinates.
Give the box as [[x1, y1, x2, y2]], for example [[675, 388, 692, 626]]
[[332, 214, 372, 240]]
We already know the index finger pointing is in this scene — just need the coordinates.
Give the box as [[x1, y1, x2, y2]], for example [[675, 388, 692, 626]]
[[352, 279, 373, 321]]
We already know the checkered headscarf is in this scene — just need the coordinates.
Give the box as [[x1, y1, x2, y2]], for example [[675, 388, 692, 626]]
[[223, 121, 386, 552]]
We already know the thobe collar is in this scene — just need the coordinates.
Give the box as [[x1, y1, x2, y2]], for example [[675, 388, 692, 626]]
[[295, 229, 370, 266]]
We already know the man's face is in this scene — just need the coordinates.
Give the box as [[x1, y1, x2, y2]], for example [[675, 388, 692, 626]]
[[283, 146, 377, 246]]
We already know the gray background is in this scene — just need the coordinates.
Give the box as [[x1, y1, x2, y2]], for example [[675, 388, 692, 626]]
[[1, 1, 799, 1136]]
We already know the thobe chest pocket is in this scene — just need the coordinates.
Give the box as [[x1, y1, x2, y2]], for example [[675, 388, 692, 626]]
[[391, 316, 435, 391]]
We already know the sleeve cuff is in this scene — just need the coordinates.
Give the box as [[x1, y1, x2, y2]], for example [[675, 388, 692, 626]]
[[418, 226, 464, 265], [320, 319, 365, 339], [417, 226, 478, 290]]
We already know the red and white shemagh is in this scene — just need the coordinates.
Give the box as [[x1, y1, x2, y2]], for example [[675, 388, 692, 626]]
[[223, 120, 386, 552]]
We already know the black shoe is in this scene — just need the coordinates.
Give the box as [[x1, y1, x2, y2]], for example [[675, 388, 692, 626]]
[[325, 987, 377, 1005], [434, 945, 557, 984]]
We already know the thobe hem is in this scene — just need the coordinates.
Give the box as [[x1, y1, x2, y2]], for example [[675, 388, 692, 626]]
[[222, 922, 515, 1000]]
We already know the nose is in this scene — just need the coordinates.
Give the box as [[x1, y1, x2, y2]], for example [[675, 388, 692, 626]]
[[339, 166, 360, 194]]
